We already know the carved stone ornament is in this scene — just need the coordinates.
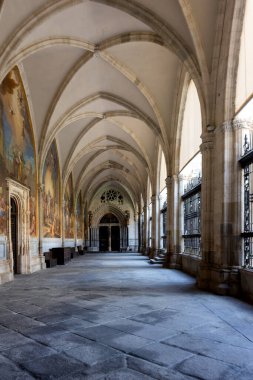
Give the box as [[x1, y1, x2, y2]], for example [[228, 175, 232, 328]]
[[6, 178, 31, 274], [233, 118, 253, 131], [200, 131, 214, 152], [165, 175, 178, 187]]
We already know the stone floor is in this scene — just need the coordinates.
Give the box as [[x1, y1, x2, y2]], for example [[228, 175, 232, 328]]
[[0, 253, 253, 379]]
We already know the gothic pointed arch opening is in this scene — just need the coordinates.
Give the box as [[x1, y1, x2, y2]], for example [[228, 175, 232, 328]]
[[10, 196, 18, 274], [99, 213, 120, 252], [178, 80, 202, 271], [7, 178, 31, 275], [158, 149, 167, 250]]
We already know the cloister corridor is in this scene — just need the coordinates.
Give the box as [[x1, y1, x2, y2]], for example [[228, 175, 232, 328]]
[[0, 253, 252, 379]]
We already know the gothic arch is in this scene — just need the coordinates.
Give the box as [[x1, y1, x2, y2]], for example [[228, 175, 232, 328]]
[[92, 204, 126, 227]]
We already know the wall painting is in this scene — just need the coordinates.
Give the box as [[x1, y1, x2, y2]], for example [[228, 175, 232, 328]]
[[76, 191, 83, 239], [42, 140, 61, 238], [64, 173, 74, 239], [0, 67, 37, 236]]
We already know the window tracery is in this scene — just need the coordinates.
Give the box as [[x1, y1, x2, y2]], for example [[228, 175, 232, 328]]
[[100, 189, 123, 204]]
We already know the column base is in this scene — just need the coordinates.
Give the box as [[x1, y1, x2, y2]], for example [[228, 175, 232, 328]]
[[197, 262, 241, 297], [163, 252, 182, 269], [149, 248, 157, 259]]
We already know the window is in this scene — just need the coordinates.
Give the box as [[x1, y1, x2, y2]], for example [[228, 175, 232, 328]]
[[181, 153, 202, 257], [182, 186, 201, 257], [160, 188, 167, 249], [159, 151, 167, 250], [100, 189, 123, 204], [240, 132, 253, 268]]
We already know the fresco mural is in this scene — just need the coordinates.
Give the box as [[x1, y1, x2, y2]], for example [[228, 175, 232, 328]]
[[64, 173, 74, 238], [76, 192, 83, 239], [0, 67, 37, 236], [42, 140, 61, 238]]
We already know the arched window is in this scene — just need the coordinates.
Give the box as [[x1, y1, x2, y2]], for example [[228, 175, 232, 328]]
[[180, 81, 202, 171], [147, 179, 152, 249], [159, 151, 167, 250], [236, 0, 253, 112], [179, 81, 202, 257], [237, 1, 253, 269]]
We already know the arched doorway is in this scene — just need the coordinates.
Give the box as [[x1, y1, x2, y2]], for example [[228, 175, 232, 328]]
[[11, 197, 18, 274], [111, 226, 120, 251], [7, 178, 31, 275], [99, 213, 120, 252]]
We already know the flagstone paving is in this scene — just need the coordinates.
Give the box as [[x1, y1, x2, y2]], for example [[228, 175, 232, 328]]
[[0, 252, 253, 379]]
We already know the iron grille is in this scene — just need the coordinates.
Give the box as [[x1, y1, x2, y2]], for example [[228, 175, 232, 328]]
[[182, 184, 201, 257], [241, 155, 253, 268], [161, 207, 167, 249]]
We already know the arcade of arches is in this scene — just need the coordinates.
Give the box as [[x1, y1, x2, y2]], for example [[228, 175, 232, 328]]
[[0, 0, 253, 306]]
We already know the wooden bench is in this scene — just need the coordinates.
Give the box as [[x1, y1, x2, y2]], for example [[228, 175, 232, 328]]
[[77, 245, 85, 255], [51, 247, 71, 265], [44, 251, 57, 268]]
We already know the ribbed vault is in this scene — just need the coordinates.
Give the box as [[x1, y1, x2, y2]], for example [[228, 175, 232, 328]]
[[0, 0, 220, 212]]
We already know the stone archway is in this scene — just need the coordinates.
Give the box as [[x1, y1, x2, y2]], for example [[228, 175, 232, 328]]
[[89, 205, 128, 252], [99, 213, 120, 252], [6, 178, 31, 275]]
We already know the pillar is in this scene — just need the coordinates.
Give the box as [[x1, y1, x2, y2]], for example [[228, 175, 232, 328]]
[[150, 195, 159, 259], [197, 122, 245, 296], [137, 212, 141, 252], [38, 184, 44, 257], [142, 203, 147, 255], [164, 175, 180, 268]]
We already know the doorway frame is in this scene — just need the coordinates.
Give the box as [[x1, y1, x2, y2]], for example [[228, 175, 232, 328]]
[[6, 178, 31, 274]]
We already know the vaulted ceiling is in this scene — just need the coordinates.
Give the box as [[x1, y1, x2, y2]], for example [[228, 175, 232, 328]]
[[0, 0, 219, 209]]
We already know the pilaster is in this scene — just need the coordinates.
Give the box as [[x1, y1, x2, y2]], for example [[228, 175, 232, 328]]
[[164, 175, 180, 268], [150, 194, 159, 259], [142, 203, 147, 255], [197, 121, 247, 296]]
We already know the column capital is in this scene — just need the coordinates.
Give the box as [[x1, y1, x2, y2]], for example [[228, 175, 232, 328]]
[[178, 174, 188, 182], [233, 118, 253, 130], [165, 175, 178, 187], [151, 194, 159, 203], [214, 119, 253, 134], [200, 129, 215, 152]]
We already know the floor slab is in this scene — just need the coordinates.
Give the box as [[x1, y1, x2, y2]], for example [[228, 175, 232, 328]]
[[0, 252, 253, 379]]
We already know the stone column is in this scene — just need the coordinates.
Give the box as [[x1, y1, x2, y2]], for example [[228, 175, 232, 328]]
[[142, 203, 147, 255], [164, 175, 180, 268], [137, 212, 141, 252], [38, 184, 44, 260], [197, 122, 247, 296], [90, 227, 92, 246], [94, 227, 98, 248], [150, 195, 159, 259], [108, 226, 111, 252]]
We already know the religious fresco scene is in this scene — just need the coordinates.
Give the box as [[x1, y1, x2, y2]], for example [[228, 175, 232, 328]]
[[42, 140, 61, 238], [64, 173, 74, 239], [0, 67, 36, 236], [76, 191, 83, 239]]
